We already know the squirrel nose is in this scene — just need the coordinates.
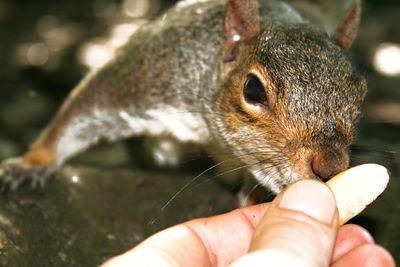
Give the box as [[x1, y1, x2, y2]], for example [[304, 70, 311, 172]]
[[311, 149, 349, 182]]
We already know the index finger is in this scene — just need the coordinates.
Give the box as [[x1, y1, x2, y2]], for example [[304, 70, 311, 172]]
[[101, 203, 270, 267]]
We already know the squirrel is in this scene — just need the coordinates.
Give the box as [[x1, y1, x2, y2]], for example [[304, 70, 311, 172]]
[[0, 0, 367, 196]]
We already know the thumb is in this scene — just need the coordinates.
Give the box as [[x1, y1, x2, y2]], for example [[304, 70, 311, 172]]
[[231, 179, 338, 267]]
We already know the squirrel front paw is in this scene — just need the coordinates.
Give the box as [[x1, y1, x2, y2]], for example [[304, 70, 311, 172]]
[[0, 157, 51, 191]]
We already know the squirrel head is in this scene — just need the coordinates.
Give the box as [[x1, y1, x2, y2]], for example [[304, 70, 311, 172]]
[[214, 0, 367, 193]]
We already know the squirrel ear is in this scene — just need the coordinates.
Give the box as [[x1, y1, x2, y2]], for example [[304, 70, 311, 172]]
[[334, 0, 361, 50], [221, 0, 260, 77]]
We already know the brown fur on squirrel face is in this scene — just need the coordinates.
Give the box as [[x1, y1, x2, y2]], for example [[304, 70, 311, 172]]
[[0, 0, 366, 194], [215, 23, 366, 192]]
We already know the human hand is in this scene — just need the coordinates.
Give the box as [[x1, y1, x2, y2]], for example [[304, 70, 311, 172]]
[[102, 179, 395, 267]]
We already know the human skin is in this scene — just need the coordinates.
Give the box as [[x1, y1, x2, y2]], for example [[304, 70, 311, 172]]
[[102, 180, 396, 267]]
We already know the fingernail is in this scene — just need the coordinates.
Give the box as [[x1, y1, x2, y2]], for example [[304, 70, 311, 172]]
[[279, 179, 336, 224]]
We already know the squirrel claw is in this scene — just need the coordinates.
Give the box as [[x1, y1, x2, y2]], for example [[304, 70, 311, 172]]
[[0, 157, 49, 191]]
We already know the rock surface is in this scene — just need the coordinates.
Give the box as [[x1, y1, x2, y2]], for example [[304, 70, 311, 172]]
[[0, 164, 236, 266]]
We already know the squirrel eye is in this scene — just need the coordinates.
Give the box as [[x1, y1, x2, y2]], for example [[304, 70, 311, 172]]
[[243, 74, 268, 106]]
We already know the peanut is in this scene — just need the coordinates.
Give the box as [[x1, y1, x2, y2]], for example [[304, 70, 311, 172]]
[[326, 164, 390, 225]]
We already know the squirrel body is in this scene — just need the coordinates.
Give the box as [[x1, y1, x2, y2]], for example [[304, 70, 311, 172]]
[[0, 0, 367, 194]]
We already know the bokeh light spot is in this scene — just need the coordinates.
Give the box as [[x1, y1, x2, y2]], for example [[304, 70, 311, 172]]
[[373, 43, 400, 76], [26, 43, 50, 66]]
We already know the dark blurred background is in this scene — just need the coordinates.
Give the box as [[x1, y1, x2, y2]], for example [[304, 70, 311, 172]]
[[0, 0, 399, 266]]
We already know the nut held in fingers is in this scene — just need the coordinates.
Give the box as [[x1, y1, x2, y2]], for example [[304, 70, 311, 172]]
[[326, 164, 390, 225]]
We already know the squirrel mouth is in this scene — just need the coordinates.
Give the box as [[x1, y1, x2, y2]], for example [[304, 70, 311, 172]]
[[315, 175, 330, 183]]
